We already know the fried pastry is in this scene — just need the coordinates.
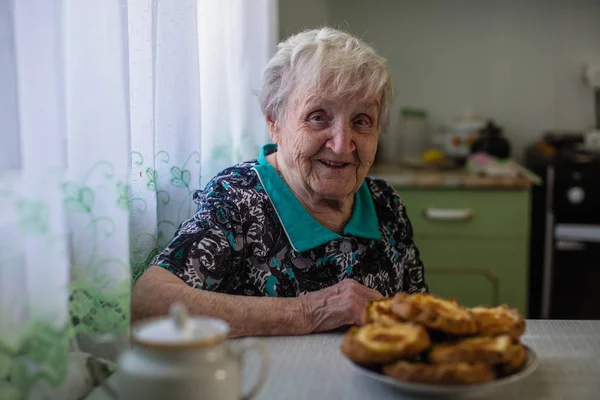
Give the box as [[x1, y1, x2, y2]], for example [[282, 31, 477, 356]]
[[340, 322, 431, 364], [362, 297, 405, 326], [391, 293, 478, 335], [471, 305, 526, 339], [429, 334, 515, 365], [383, 360, 495, 385], [341, 292, 530, 385], [497, 343, 528, 375]]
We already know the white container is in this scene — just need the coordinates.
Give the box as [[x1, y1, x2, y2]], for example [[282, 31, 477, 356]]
[[99, 303, 268, 400], [398, 108, 428, 163], [440, 110, 487, 162]]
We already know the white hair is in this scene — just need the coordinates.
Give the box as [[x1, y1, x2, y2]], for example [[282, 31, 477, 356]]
[[259, 27, 394, 132]]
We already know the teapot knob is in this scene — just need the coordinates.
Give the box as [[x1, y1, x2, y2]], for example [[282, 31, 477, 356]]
[[169, 302, 189, 331]]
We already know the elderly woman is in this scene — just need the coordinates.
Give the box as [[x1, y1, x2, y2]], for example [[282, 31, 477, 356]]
[[132, 27, 427, 336]]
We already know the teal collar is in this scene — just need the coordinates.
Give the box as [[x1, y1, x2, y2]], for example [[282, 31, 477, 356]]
[[253, 144, 381, 252]]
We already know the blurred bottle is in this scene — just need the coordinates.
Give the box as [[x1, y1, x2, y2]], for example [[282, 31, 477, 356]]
[[398, 107, 428, 163]]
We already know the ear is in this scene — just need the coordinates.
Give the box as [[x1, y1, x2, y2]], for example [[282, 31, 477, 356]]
[[266, 114, 280, 144]]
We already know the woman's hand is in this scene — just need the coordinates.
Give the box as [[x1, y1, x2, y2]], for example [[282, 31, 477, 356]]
[[300, 279, 382, 334]]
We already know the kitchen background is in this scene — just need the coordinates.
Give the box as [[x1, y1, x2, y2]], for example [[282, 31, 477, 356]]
[[280, 0, 600, 320], [280, 0, 600, 161]]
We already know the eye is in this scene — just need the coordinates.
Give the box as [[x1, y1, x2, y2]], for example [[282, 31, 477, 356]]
[[307, 111, 329, 128], [353, 114, 372, 127], [309, 113, 326, 122]]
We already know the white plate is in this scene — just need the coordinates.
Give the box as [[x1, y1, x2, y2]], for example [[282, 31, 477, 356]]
[[344, 346, 539, 397]]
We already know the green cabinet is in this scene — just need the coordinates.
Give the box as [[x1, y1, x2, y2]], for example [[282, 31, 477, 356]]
[[397, 189, 530, 315]]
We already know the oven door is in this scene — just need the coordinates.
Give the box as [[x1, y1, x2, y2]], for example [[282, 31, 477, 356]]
[[549, 224, 600, 319], [553, 164, 600, 224]]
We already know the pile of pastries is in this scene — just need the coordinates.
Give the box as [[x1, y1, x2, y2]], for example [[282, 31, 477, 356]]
[[341, 292, 527, 385]]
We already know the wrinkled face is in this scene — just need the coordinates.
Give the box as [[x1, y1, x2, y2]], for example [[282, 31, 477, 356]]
[[269, 89, 380, 202]]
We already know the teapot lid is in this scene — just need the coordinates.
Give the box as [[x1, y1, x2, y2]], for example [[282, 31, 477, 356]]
[[132, 303, 230, 349]]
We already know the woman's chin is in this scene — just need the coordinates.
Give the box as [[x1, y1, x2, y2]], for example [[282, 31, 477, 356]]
[[311, 181, 357, 202]]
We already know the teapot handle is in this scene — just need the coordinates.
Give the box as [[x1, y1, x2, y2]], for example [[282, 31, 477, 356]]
[[237, 339, 269, 400], [88, 356, 119, 400]]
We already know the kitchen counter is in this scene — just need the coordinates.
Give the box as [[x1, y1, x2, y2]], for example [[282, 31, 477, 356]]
[[369, 164, 540, 189], [87, 320, 600, 400]]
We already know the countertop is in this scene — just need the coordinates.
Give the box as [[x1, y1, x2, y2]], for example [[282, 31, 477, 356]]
[[87, 320, 600, 400], [369, 164, 540, 189]]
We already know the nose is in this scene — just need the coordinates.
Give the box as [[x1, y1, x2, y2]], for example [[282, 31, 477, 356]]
[[325, 119, 356, 154]]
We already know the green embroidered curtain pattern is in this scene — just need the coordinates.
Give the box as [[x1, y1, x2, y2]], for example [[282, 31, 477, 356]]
[[0, 0, 274, 398]]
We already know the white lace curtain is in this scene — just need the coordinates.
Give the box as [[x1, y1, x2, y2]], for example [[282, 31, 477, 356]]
[[0, 0, 275, 398]]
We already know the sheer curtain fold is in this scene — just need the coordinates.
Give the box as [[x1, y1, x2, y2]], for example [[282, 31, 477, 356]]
[[1, 2, 70, 399], [129, 0, 203, 280], [197, 0, 274, 186], [130, 0, 276, 280], [1, 0, 275, 398]]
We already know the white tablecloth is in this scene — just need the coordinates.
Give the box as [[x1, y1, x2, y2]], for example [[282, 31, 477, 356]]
[[87, 320, 600, 400]]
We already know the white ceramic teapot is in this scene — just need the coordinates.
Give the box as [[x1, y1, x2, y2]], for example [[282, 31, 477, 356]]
[[101, 303, 268, 400]]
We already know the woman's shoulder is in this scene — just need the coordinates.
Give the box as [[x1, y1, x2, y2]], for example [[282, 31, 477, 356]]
[[365, 176, 403, 203], [365, 176, 409, 218], [203, 159, 261, 191], [192, 159, 266, 209]]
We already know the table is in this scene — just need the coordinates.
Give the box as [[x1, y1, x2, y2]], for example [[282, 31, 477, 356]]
[[87, 320, 600, 399]]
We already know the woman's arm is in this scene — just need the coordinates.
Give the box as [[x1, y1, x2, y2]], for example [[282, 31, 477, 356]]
[[131, 265, 382, 337]]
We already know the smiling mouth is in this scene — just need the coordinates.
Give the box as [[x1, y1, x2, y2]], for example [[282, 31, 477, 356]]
[[318, 160, 351, 169]]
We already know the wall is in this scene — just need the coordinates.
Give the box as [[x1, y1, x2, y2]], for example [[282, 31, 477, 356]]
[[279, 0, 330, 39], [279, 0, 600, 161]]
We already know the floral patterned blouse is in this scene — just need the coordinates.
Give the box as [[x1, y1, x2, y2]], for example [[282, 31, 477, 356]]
[[153, 144, 428, 297]]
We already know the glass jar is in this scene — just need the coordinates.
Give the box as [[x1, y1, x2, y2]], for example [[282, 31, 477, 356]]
[[398, 108, 428, 163]]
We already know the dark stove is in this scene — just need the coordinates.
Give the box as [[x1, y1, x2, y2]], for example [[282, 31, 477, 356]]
[[525, 132, 600, 319]]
